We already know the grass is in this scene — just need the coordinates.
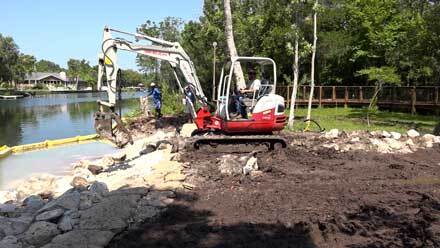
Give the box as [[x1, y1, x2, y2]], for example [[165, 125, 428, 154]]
[[288, 107, 440, 134]]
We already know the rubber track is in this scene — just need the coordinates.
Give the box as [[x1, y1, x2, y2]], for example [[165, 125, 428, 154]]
[[189, 135, 287, 150]]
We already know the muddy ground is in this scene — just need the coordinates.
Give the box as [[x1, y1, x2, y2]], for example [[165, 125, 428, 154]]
[[109, 133, 440, 248]]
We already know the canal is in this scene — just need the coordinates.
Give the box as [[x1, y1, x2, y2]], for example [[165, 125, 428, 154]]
[[0, 92, 144, 147]]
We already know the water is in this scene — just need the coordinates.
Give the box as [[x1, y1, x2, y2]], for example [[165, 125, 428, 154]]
[[0, 141, 117, 190], [0, 92, 144, 146]]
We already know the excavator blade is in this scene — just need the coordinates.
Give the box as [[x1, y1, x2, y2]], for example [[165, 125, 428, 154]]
[[94, 112, 133, 148]]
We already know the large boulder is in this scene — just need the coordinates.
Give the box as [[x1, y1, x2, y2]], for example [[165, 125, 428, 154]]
[[218, 155, 243, 175], [324, 129, 339, 139], [390, 131, 402, 140], [38, 190, 80, 213], [22, 221, 60, 247], [78, 193, 140, 232], [0, 204, 16, 214], [35, 209, 64, 222], [22, 195, 45, 213], [57, 215, 74, 232], [41, 230, 114, 248], [88, 182, 109, 196], [0, 236, 22, 248], [0, 216, 32, 236]]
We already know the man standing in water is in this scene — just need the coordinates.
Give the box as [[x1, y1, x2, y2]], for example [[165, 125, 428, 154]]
[[146, 83, 162, 118]]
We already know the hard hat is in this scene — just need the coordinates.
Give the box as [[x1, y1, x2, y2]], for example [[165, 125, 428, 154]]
[[150, 83, 156, 87]]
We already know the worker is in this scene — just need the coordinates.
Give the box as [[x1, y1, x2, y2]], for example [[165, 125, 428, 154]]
[[184, 86, 196, 123], [233, 69, 262, 119], [146, 83, 162, 118]]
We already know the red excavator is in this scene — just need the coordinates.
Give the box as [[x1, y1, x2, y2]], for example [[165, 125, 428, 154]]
[[94, 27, 287, 151]]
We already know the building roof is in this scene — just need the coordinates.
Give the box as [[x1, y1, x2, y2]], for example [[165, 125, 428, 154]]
[[25, 72, 67, 82]]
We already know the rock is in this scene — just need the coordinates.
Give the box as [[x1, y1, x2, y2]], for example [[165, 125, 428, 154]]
[[41, 230, 114, 248], [139, 143, 157, 155], [381, 130, 391, 138], [390, 132, 402, 140], [70, 177, 89, 189], [0, 204, 16, 214], [0, 191, 16, 204], [111, 152, 127, 162], [243, 156, 258, 175], [131, 196, 163, 225], [156, 140, 173, 150], [22, 221, 60, 246], [99, 156, 115, 169], [79, 192, 102, 210], [0, 216, 32, 236], [324, 129, 339, 139], [407, 129, 420, 138], [79, 193, 140, 232], [57, 215, 73, 232], [38, 190, 80, 213], [144, 191, 175, 208], [250, 170, 264, 179], [35, 209, 64, 222], [384, 138, 404, 150], [218, 155, 243, 175], [22, 195, 45, 213], [422, 134, 436, 143], [170, 153, 181, 161], [323, 143, 339, 151], [0, 236, 22, 248], [180, 123, 197, 138], [88, 182, 109, 196], [164, 173, 186, 182], [87, 164, 103, 175], [350, 137, 360, 143], [370, 138, 391, 153]]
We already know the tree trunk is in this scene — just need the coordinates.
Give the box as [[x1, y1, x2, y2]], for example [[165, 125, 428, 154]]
[[288, 35, 300, 128], [223, 0, 246, 89], [306, 0, 318, 124]]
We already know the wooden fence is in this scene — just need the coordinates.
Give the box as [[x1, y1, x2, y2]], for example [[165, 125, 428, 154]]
[[276, 85, 440, 114]]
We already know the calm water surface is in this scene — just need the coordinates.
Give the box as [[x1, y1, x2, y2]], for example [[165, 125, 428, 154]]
[[0, 92, 143, 146]]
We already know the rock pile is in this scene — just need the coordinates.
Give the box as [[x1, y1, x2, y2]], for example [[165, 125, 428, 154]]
[[217, 153, 260, 176], [0, 181, 176, 248], [321, 129, 440, 154]]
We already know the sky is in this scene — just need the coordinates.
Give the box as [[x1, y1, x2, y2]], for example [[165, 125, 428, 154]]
[[1, 0, 204, 70]]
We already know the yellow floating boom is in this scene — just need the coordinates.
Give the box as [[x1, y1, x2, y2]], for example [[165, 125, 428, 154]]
[[0, 134, 99, 159]]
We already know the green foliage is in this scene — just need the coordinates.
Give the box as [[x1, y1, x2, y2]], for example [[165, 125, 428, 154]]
[[67, 59, 96, 89], [357, 66, 400, 85], [160, 82, 184, 115], [31, 83, 49, 90], [35, 60, 64, 72]]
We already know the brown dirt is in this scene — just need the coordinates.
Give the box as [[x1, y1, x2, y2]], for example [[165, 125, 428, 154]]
[[109, 132, 440, 248]]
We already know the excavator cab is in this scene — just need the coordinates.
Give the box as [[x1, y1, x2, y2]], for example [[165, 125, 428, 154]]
[[214, 57, 286, 134]]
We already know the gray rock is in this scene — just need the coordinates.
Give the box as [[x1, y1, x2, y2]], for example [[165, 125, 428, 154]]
[[78, 194, 140, 232], [22, 196, 45, 213], [78, 192, 102, 210], [35, 209, 64, 222], [0, 236, 22, 248], [38, 191, 80, 213], [22, 221, 60, 246], [63, 210, 79, 219], [40, 230, 114, 248], [0, 204, 16, 214], [88, 182, 109, 196], [57, 215, 73, 232], [0, 216, 32, 236], [218, 155, 243, 175]]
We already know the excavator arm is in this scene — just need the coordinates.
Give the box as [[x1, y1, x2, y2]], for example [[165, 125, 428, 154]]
[[95, 26, 208, 147]]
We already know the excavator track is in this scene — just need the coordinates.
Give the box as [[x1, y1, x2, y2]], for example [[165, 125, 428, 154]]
[[187, 135, 287, 153]]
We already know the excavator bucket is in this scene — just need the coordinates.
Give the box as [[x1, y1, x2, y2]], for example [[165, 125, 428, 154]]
[[94, 112, 133, 148]]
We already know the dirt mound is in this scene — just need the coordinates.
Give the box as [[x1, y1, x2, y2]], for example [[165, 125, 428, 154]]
[[109, 132, 440, 247]]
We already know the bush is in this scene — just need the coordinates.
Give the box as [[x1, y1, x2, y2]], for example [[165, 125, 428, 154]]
[[160, 82, 184, 115], [32, 83, 48, 90], [0, 82, 12, 89]]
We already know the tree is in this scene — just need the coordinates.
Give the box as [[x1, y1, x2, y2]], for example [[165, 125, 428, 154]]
[[0, 34, 20, 85], [223, 0, 245, 89], [35, 59, 63, 72], [358, 66, 401, 124], [67, 59, 94, 89]]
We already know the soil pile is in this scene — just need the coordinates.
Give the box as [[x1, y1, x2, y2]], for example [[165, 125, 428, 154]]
[[110, 132, 440, 248]]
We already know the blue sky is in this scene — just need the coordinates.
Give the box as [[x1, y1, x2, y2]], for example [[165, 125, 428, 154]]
[[1, 0, 203, 70]]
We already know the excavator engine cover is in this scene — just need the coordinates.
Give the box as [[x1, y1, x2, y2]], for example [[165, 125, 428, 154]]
[[94, 111, 133, 148]]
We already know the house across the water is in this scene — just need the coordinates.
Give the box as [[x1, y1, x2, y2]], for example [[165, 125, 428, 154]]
[[18, 72, 88, 90]]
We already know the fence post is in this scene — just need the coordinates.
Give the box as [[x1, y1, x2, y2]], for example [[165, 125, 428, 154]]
[[303, 86, 306, 100], [411, 86, 416, 115], [435, 87, 439, 105], [359, 86, 363, 102], [344, 86, 348, 108], [332, 86, 336, 101], [319, 86, 323, 107], [286, 85, 290, 106]]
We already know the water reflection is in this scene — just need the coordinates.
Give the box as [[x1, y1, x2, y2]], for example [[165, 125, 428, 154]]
[[0, 92, 143, 146]]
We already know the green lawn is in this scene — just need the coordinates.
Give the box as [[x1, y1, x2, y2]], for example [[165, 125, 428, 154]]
[[288, 107, 440, 134]]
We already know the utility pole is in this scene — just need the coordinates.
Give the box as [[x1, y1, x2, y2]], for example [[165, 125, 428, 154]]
[[212, 42, 217, 101]]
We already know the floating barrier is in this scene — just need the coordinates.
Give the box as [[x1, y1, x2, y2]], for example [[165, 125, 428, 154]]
[[0, 134, 100, 159]]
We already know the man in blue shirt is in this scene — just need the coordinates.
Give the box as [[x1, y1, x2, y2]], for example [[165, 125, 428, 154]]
[[146, 83, 162, 118]]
